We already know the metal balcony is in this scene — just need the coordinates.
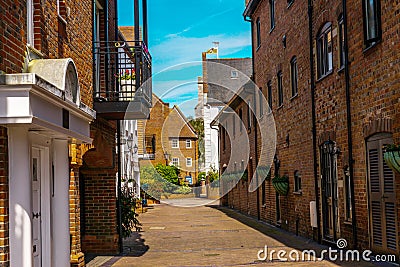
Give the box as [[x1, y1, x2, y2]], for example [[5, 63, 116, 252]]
[[93, 40, 152, 120]]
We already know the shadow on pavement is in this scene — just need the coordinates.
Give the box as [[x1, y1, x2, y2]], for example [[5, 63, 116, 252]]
[[122, 231, 150, 256]]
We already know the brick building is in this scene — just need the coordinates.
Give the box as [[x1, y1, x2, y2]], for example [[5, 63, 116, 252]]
[[138, 94, 198, 184], [0, 0, 152, 266], [217, 0, 399, 259]]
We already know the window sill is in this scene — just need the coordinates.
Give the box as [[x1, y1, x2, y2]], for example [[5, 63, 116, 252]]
[[277, 104, 284, 110], [293, 191, 302, 195], [289, 93, 298, 101], [287, 1, 294, 9], [256, 45, 261, 52], [363, 40, 381, 55], [316, 70, 333, 83], [337, 65, 345, 74]]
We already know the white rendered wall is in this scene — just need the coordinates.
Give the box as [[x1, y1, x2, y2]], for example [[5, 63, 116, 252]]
[[204, 105, 220, 173]]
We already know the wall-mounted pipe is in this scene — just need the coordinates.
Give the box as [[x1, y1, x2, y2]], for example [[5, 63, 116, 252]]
[[308, 0, 321, 243]]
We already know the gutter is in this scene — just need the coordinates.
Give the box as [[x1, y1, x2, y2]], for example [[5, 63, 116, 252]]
[[342, 0, 358, 249], [308, 0, 321, 243]]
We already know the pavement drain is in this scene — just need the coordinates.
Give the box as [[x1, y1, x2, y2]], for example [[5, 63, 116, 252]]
[[149, 226, 166, 230], [162, 236, 181, 239]]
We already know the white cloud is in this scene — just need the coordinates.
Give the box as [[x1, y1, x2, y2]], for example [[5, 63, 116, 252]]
[[150, 33, 251, 72]]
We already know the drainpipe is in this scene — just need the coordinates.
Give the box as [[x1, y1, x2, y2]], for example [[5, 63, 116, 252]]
[[142, 0, 148, 45], [117, 122, 123, 254], [92, 0, 96, 93], [342, 0, 358, 249], [308, 0, 321, 243], [114, 0, 123, 254], [244, 8, 260, 221]]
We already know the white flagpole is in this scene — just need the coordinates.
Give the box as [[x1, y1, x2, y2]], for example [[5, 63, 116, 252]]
[[213, 41, 220, 59]]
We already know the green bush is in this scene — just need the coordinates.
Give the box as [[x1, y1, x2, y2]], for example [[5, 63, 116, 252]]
[[120, 189, 141, 238]]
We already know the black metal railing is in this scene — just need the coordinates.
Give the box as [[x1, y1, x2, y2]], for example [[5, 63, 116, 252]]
[[93, 40, 152, 105]]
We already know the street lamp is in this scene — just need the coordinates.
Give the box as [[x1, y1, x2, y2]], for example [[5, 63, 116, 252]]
[[164, 152, 169, 165]]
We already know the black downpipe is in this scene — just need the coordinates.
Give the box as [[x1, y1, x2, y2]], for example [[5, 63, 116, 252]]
[[105, 0, 109, 95], [342, 0, 358, 249], [142, 0, 148, 45], [92, 0, 96, 95], [244, 12, 259, 221], [134, 0, 141, 86], [308, 1, 321, 243]]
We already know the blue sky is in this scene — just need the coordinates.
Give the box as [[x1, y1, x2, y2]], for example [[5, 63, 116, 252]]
[[118, 0, 252, 117]]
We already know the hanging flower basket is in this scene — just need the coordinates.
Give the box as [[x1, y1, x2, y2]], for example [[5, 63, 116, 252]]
[[272, 175, 289, 196], [384, 145, 400, 174]]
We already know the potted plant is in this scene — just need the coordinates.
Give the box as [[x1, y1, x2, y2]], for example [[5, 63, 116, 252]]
[[384, 144, 400, 174], [117, 69, 136, 100], [272, 175, 289, 196]]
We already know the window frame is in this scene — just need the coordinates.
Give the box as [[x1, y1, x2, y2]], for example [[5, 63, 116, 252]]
[[57, 0, 68, 24], [267, 81, 272, 112], [186, 157, 192, 167], [186, 139, 192, 148], [317, 22, 333, 79], [239, 108, 243, 132], [247, 100, 252, 130], [290, 57, 298, 97], [256, 18, 261, 49], [294, 170, 302, 193], [338, 15, 345, 69], [171, 138, 179, 148], [277, 71, 283, 107], [269, 0, 276, 31], [362, 0, 382, 49], [259, 88, 264, 117], [172, 157, 179, 166]]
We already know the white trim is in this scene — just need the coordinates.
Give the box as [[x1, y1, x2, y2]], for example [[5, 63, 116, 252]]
[[186, 139, 192, 148], [171, 138, 179, 148], [186, 157, 192, 167], [172, 157, 179, 166]]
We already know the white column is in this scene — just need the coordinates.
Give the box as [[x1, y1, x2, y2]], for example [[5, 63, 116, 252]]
[[52, 139, 70, 267], [9, 127, 33, 267]]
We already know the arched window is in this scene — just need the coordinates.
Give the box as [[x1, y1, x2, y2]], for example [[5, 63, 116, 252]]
[[290, 56, 298, 97], [317, 22, 333, 79]]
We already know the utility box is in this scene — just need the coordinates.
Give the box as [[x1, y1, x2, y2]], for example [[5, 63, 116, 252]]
[[310, 201, 318, 228]]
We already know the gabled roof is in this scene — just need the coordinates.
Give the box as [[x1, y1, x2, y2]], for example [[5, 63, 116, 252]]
[[171, 105, 198, 137]]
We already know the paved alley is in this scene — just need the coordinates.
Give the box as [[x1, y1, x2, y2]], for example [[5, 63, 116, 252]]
[[87, 201, 383, 267]]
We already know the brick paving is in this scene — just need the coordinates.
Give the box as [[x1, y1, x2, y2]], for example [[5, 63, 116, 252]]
[[87, 200, 387, 266]]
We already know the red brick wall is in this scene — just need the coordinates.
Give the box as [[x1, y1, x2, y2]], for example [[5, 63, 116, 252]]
[[250, 0, 315, 238], [80, 118, 119, 254], [0, 0, 26, 74], [0, 127, 8, 266]]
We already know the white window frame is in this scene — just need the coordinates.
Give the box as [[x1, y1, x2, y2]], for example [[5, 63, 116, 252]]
[[231, 70, 239, 79], [172, 158, 179, 166], [186, 139, 192, 148], [186, 158, 192, 167], [172, 138, 179, 148]]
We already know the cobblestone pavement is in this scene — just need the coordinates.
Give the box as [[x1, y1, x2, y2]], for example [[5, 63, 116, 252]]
[[88, 199, 387, 267]]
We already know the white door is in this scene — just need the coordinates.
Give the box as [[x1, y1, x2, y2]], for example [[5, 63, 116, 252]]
[[32, 147, 42, 267]]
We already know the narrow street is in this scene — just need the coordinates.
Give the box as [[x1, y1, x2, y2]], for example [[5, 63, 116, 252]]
[[87, 202, 377, 267]]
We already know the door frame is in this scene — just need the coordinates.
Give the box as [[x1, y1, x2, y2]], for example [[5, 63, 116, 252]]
[[366, 133, 398, 255], [30, 141, 51, 267], [320, 140, 339, 242]]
